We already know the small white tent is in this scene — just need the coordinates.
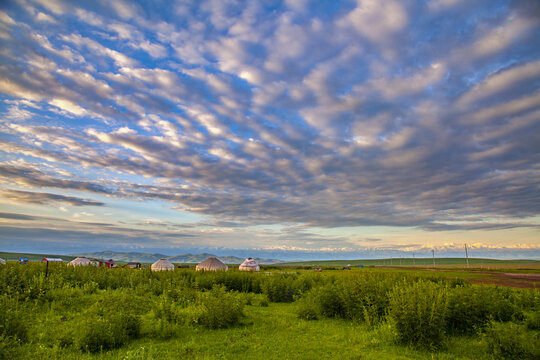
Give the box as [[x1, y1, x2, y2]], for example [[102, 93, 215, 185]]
[[68, 256, 92, 267], [239, 257, 260, 272], [151, 258, 174, 271], [0, 258, 5, 265], [195, 256, 228, 271]]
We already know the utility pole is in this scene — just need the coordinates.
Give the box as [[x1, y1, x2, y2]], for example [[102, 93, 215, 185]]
[[465, 243, 469, 268], [432, 249, 435, 267]]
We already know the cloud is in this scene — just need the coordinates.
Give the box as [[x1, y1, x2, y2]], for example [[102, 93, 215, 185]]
[[0, 164, 114, 195], [0, 212, 41, 221], [457, 60, 540, 108], [61, 34, 136, 67], [1, 189, 105, 206], [466, 91, 540, 124], [337, 0, 407, 44], [31, 0, 66, 15]]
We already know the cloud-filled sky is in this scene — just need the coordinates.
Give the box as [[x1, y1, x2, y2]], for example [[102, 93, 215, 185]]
[[0, 0, 539, 260]]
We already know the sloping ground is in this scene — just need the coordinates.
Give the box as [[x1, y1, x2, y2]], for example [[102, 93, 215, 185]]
[[0, 251, 76, 262]]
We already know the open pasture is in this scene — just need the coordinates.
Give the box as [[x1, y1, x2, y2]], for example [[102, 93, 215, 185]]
[[1, 262, 539, 359], [279, 257, 540, 267]]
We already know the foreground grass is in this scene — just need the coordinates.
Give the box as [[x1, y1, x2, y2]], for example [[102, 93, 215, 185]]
[[14, 302, 494, 360]]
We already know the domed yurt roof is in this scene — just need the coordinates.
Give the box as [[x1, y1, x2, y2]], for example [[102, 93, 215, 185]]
[[0, 258, 5, 265], [69, 256, 92, 266], [195, 256, 228, 271], [151, 258, 174, 271], [239, 257, 260, 272]]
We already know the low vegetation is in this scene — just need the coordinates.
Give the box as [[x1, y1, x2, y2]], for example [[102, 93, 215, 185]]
[[0, 262, 538, 359]]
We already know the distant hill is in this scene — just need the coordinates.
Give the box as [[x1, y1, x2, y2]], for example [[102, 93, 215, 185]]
[[75, 251, 170, 263], [74, 250, 282, 264]]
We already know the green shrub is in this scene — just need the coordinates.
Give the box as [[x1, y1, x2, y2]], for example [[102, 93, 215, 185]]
[[388, 280, 449, 349], [194, 285, 244, 329], [446, 286, 493, 335], [82, 281, 99, 295], [296, 284, 345, 320], [483, 321, 540, 360], [55, 324, 76, 348], [164, 287, 197, 308], [119, 313, 141, 339], [78, 318, 119, 352], [153, 296, 180, 323], [0, 335, 22, 360], [317, 284, 346, 318], [78, 313, 141, 353], [525, 311, 540, 330], [339, 273, 402, 324], [0, 296, 28, 343], [447, 285, 527, 336], [488, 288, 524, 323], [258, 295, 269, 307], [296, 292, 319, 320], [260, 275, 300, 302]]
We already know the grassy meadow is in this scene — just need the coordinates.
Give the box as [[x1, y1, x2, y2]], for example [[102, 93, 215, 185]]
[[280, 257, 540, 267], [1, 261, 539, 359]]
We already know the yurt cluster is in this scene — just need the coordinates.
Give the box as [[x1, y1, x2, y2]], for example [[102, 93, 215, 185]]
[[61, 255, 260, 272]]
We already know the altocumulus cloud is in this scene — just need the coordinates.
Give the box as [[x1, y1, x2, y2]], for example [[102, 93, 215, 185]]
[[0, 0, 539, 257]]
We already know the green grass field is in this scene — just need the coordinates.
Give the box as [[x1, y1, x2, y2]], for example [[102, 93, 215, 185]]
[[16, 303, 495, 360], [279, 257, 540, 267], [1, 262, 539, 359]]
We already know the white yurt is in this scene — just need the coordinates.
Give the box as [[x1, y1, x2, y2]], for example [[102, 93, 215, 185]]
[[195, 256, 228, 271], [151, 258, 175, 271], [68, 256, 92, 266], [0, 258, 5, 265], [238, 257, 260, 272]]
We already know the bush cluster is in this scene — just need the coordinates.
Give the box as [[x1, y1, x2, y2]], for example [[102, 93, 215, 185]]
[[0, 295, 28, 344], [388, 280, 449, 349], [297, 273, 399, 324], [78, 313, 141, 353], [483, 321, 540, 360], [192, 285, 244, 329]]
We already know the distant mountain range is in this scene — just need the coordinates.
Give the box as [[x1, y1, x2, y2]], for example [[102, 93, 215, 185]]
[[73, 250, 282, 264]]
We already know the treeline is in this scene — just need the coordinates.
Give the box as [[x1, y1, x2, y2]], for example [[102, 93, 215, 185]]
[[0, 263, 538, 359]]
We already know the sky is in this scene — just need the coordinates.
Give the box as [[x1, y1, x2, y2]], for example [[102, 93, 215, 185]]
[[0, 0, 539, 261]]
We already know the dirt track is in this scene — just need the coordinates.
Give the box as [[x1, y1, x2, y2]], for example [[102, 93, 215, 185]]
[[468, 272, 540, 289]]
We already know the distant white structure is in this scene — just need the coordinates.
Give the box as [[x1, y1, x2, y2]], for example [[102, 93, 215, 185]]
[[151, 258, 175, 271], [68, 256, 92, 266], [0, 258, 5, 265], [42, 258, 63, 262], [238, 257, 260, 272], [196, 256, 228, 271]]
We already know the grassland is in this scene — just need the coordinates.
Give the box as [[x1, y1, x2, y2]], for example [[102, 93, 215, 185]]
[[1, 260, 539, 359], [0, 251, 76, 262], [279, 257, 540, 267]]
